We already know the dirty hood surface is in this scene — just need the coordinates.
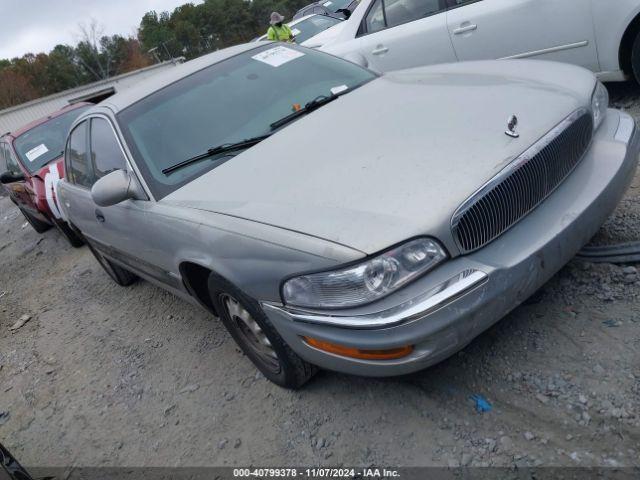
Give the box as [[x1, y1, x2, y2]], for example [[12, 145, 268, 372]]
[[163, 60, 595, 254]]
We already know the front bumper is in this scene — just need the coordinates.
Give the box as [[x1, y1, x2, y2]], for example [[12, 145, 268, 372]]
[[263, 109, 640, 377]]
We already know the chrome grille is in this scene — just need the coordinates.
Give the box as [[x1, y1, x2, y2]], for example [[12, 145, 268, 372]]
[[452, 109, 593, 253]]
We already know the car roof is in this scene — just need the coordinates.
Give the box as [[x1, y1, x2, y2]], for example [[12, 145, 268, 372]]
[[5, 102, 92, 140], [92, 43, 265, 116]]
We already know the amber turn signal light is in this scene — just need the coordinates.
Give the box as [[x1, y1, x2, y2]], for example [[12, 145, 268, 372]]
[[303, 337, 413, 360]]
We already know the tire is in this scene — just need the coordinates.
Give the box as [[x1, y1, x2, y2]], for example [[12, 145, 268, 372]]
[[86, 241, 138, 287], [208, 273, 317, 389], [19, 207, 51, 234], [631, 32, 640, 84], [53, 220, 85, 248]]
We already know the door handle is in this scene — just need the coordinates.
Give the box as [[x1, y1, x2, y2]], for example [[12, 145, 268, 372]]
[[372, 45, 389, 55], [453, 23, 477, 35], [95, 209, 105, 223]]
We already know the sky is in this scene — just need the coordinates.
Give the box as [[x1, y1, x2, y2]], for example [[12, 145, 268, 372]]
[[0, 0, 202, 60]]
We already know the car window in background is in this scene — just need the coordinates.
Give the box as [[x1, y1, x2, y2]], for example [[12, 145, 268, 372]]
[[90, 118, 128, 179], [13, 106, 91, 173], [294, 15, 342, 43], [384, 0, 444, 27], [364, 0, 386, 33], [118, 44, 375, 199], [67, 122, 93, 189], [3, 144, 21, 174]]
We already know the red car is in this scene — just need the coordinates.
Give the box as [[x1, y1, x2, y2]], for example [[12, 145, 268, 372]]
[[0, 103, 91, 246]]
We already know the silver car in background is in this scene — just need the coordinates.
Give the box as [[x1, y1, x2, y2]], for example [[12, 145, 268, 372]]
[[58, 42, 639, 388]]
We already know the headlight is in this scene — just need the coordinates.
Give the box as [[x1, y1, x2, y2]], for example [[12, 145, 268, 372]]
[[282, 238, 447, 309], [591, 81, 608, 131]]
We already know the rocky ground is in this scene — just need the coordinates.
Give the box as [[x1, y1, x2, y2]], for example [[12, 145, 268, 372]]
[[1, 83, 639, 470]]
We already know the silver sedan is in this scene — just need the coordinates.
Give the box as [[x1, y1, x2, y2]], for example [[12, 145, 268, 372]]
[[58, 43, 639, 388]]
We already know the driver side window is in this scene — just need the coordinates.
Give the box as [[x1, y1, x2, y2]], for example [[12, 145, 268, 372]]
[[3, 144, 20, 174], [90, 118, 128, 180], [361, 0, 446, 34]]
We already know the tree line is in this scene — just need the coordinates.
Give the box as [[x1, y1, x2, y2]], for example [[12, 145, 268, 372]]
[[0, 0, 308, 111]]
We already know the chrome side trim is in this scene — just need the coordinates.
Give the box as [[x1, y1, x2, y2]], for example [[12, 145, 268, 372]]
[[262, 269, 488, 329], [500, 41, 589, 60], [451, 108, 592, 253]]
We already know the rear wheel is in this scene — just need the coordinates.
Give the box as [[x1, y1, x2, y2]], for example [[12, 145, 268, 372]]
[[86, 242, 138, 286], [208, 274, 317, 389], [19, 207, 51, 234], [53, 220, 84, 248]]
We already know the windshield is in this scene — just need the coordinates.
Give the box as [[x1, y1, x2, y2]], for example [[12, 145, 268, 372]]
[[293, 15, 342, 43], [14, 106, 91, 173], [118, 44, 375, 199]]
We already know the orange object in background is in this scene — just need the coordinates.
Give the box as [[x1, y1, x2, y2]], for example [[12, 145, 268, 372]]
[[292, 103, 302, 112], [303, 337, 413, 360]]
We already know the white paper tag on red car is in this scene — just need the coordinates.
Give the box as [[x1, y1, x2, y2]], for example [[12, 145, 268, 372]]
[[252, 46, 304, 67], [25, 144, 49, 162]]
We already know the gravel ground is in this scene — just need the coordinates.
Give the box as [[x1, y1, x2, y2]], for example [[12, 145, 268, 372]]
[[1, 83, 639, 469]]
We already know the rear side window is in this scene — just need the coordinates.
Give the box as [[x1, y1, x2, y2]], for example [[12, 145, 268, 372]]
[[90, 118, 127, 179], [66, 122, 93, 189]]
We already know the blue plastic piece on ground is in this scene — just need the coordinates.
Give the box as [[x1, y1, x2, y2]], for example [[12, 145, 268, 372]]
[[470, 394, 492, 413]]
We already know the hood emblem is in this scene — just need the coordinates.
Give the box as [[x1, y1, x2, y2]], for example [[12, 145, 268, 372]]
[[505, 115, 519, 138]]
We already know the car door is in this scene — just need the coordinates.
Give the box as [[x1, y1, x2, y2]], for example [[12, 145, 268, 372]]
[[356, 0, 456, 72], [61, 116, 181, 290], [446, 0, 599, 72]]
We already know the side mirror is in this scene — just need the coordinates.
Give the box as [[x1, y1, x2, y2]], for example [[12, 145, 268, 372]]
[[91, 169, 147, 207], [0, 171, 25, 184]]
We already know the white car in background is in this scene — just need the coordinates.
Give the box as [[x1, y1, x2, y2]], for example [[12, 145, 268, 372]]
[[320, 0, 640, 82], [255, 14, 343, 44]]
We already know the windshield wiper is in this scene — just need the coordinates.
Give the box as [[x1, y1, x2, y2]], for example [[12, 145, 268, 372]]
[[270, 92, 344, 130], [162, 134, 271, 175]]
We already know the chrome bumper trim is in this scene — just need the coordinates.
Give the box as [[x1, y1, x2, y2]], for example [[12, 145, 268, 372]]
[[262, 269, 488, 330]]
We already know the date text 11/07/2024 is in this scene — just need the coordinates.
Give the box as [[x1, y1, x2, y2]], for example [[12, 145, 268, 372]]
[[233, 468, 401, 478]]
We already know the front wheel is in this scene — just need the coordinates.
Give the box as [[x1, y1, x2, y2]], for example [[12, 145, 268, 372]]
[[208, 274, 317, 389]]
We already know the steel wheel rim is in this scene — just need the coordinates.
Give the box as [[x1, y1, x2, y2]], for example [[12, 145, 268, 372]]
[[221, 294, 281, 373]]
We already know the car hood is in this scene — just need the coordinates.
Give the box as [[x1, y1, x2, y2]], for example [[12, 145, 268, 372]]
[[301, 22, 347, 48], [163, 60, 596, 255]]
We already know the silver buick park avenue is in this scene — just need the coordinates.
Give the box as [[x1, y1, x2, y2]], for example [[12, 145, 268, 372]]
[[57, 43, 640, 388]]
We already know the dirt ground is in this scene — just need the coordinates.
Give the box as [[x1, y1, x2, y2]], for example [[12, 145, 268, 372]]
[[1, 83, 639, 469]]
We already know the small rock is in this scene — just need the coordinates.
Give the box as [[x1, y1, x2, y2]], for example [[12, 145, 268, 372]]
[[536, 393, 550, 404], [218, 439, 228, 450], [163, 404, 177, 416], [0, 411, 9, 425], [9, 314, 32, 331], [225, 392, 235, 401], [566, 434, 573, 441], [317, 437, 326, 448], [578, 394, 588, 405], [593, 364, 605, 375], [499, 436, 513, 451], [234, 439, 241, 448], [524, 431, 535, 441], [179, 384, 200, 394], [622, 266, 637, 275]]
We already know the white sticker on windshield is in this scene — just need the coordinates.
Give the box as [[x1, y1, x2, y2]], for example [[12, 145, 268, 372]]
[[291, 28, 301, 36], [323, 1, 333, 6], [330, 85, 349, 95], [25, 144, 49, 162], [252, 46, 305, 67]]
